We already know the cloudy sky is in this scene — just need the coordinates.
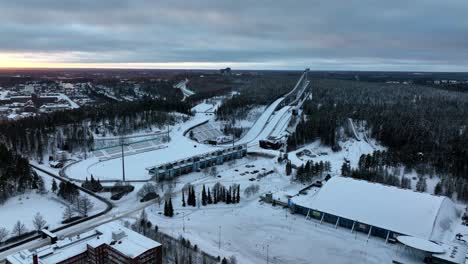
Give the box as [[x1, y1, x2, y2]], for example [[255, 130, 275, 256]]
[[0, 0, 467, 71]]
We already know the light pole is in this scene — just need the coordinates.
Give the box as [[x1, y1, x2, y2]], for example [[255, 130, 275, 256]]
[[266, 244, 269, 264], [218, 226, 221, 250], [183, 212, 185, 233], [121, 141, 126, 182]]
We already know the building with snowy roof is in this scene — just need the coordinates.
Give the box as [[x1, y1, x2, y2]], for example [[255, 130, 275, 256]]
[[290, 176, 459, 243], [6, 222, 161, 264]]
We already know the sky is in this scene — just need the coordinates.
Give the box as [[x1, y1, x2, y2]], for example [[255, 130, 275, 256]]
[[0, 0, 467, 71]]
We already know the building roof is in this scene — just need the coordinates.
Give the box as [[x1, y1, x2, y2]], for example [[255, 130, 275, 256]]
[[291, 176, 459, 241], [397, 235, 445, 253], [6, 222, 161, 264]]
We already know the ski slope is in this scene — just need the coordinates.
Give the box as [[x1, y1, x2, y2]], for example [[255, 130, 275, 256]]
[[252, 106, 291, 145], [231, 97, 284, 145], [269, 106, 293, 138]]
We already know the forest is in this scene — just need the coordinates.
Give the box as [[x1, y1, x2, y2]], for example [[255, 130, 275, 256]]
[[0, 144, 44, 204], [288, 79, 468, 199], [216, 73, 300, 120], [0, 98, 191, 161]]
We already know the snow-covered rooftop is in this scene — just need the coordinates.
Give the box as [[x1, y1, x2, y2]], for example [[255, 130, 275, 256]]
[[291, 176, 459, 241], [6, 222, 161, 264]]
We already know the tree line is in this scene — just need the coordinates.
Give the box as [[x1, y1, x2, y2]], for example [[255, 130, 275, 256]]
[[289, 78, 468, 184], [0, 98, 191, 161], [216, 73, 300, 121], [0, 144, 44, 204]]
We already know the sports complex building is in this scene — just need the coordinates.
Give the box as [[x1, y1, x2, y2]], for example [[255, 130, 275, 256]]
[[290, 176, 458, 242], [146, 144, 247, 179], [290, 176, 468, 263]]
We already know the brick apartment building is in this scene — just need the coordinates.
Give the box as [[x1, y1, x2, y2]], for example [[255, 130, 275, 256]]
[[6, 223, 162, 264]]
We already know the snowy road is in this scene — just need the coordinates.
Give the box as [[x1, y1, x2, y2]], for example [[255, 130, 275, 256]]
[[0, 199, 154, 261]]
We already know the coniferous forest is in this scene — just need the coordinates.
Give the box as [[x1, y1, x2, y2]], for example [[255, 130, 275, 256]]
[[288, 79, 468, 198], [0, 144, 43, 204], [0, 98, 191, 160]]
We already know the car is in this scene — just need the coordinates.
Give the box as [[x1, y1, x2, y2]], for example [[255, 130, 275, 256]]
[[217, 175, 222, 178], [249, 178, 256, 181], [234, 169, 239, 172], [240, 173, 245, 176]]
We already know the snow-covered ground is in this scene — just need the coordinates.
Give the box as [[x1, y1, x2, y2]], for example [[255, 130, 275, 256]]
[[0, 165, 106, 241], [289, 136, 384, 175], [128, 154, 414, 264], [232, 97, 284, 145], [0, 192, 66, 235], [66, 112, 219, 181], [147, 199, 408, 264], [212, 105, 266, 132]]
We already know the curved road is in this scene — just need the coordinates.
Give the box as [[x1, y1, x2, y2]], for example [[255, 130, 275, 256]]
[[0, 165, 113, 259]]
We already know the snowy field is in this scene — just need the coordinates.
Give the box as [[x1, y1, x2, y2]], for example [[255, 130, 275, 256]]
[[65, 113, 219, 181], [289, 136, 384, 175], [131, 153, 412, 264], [102, 152, 415, 264], [0, 167, 106, 240], [0, 192, 66, 235], [147, 199, 410, 264]]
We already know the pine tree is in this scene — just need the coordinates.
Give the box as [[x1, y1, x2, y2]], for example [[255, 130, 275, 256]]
[[434, 181, 443, 195], [341, 162, 350, 176], [226, 186, 232, 204], [164, 200, 168, 216], [51, 179, 58, 193], [191, 186, 196, 207], [213, 189, 218, 204], [285, 161, 292, 176], [187, 188, 191, 206], [236, 185, 240, 203], [207, 188, 213, 204], [182, 191, 186, 207], [168, 197, 174, 217], [202, 185, 207, 206]]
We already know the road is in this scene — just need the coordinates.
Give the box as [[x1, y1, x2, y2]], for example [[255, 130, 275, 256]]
[[0, 166, 155, 261], [0, 69, 311, 260], [0, 199, 154, 261]]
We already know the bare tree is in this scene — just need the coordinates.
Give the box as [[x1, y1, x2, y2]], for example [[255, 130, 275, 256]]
[[62, 205, 74, 221], [32, 212, 47, 231], [12, 221, 27, 237], [77, 196, 94, 216], [0, 227, 8, 243]]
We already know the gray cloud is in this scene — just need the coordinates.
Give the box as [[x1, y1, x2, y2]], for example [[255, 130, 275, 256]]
[[0, 0, 467, 70]]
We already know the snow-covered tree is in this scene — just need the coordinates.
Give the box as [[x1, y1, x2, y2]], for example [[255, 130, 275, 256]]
[[62, 205, 74, 221], [77, 196, 94, 216], [32, 212, 47, 231], [51, 179, 58, 193], [137, 183, 157, 199], [0, 227, 8, 243], [12, 221, 27, 237], [416, 177, 427, 192]]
